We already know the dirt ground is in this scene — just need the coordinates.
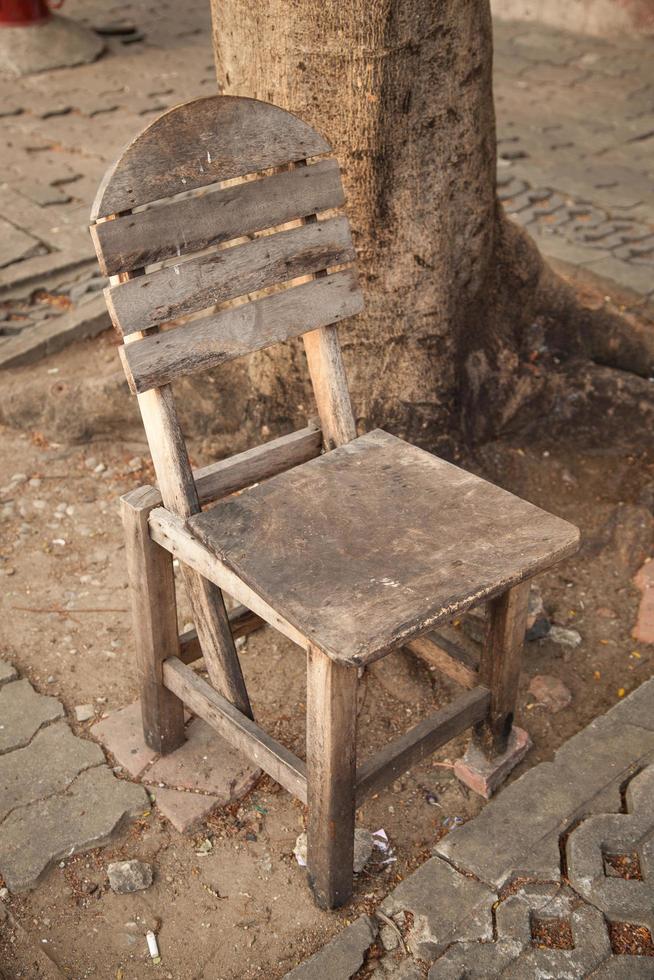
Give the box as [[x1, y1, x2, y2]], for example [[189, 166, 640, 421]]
[[0, 328, 653, 979]]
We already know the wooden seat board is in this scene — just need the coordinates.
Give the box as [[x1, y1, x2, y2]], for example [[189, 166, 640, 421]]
[[121, 269, 364, 393], [93, 157, 344, 278], [187, 429, 580, 665], [91, 95, 332, 220], [106, 214, 355, 335]]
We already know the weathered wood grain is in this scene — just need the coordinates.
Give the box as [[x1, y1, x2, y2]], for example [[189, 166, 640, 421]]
[[192, 424, 322, 503], [298, 174, 358, 449], [163, 657, 308, 802], [148, 507, 309, 651], [121, 486, 185, 754], [187, 429, 580, 666], [474, 581, 531, 756], [306, 645, 358, 909], [303, 323, 357, 448], [121, 269, 364, 393], [355, 686, 490, 803], [106, 215, 355, 335], [93, 157, 344, 277], [124, 332, 252, 716], [406, 631, 479, 689], [91, 95, 331, 220]]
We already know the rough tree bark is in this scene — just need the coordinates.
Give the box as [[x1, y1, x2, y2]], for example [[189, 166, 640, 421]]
[[210, 0, 654, 453]]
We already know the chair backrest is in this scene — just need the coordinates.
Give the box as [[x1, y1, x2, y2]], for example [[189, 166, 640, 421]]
[[90, 95, 363, 518]]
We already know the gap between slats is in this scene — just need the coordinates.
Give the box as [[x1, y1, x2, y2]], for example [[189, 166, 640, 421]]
[[92, 157, 344, 277], [121, 268, 364, 393], [106, 213, 355, 335]]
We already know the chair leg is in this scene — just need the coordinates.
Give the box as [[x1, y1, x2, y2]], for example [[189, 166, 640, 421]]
[[474, 580, 531, 757], [306, 645, 357, 909], [122, 490, 185, 755]]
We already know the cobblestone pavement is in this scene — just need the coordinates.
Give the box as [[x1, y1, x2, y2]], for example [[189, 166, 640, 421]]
[[494, 20, 654, 302], [0, 0, 213, 365], [286, 678, 654, 978], [0, 9, 652, 369], [0, 659, 148, 893]]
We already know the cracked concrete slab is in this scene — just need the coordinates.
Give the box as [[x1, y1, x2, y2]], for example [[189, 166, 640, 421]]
[[0, 721, 104, 821], [0, 765, 149, 892], [381, 856, 496, 961], [0, 658, 18, 687], [283, 915, 378, 979], [0, 678, 64, 755], [434, 682, 654, 887]]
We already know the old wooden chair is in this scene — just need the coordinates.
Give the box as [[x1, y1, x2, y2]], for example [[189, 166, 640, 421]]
[[90, 95, 579, 909]]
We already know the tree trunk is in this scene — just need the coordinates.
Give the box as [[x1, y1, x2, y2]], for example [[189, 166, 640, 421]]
[[209, 0, 652, 453]]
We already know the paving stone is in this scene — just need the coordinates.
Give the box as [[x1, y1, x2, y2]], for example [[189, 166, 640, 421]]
[[633, 562, 654, 645], [283, 914, 377, 979], [567, 765, 654, 929], [0, 659, 17, 687], [606, 678, 654, 731], [0, 765, 149, 892], [0, 678, 64, 755], [381, 856, 495, 961], [0, 294, 110, 370], [436, 709, 654, 887], [430, 884, 611, 979], [145, 717, 262, 803], [92, 700, 157, 778], [0, 217, 43, 268], [0, 721, 104, 821], [152, 786, 220, 833], [590, 957, 654, 978]]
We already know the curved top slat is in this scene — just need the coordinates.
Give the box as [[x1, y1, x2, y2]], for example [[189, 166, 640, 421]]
[[91, 96, 332, 220]]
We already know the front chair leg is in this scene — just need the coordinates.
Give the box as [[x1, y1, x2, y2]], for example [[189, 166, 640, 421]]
[[121, 489, 185, 754], [475, 580, 531, 757], [306, 645, 358, 909]]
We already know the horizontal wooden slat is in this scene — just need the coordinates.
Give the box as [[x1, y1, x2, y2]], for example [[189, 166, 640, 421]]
[[406, 631, 479, 689], [163, 656, 308, 802], [194, 424, 323, 502], [91, 95, 332, 220], [179, 603, 265, 664], [125, 425, 323, 515], [106, 214, 354, 334], [121, 269, 363, 393], [355, 686, 490, 803], [93, 157, 344, 277], [148, 507, 309, 651]]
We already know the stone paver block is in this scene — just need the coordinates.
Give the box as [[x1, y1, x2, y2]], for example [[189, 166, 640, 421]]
[[283, 914, 377, 979], [93, 700, 157, 778], [633, 562, 654, 645], [381, 856, 495, 961], [437, 709, 654, 887], [606, 678, 654, 732], [0, 678, 64, 755], [0, 765, 149, 892], [0, 721, 104, 821], [429, 884, 611, 979], [455, 726, 531, 799], [590, 957, 654, 977], [146, 717, 261, 803], [0, 659, 17, 687], [567, 765, 654, 929], [152, 787, 220, 833]]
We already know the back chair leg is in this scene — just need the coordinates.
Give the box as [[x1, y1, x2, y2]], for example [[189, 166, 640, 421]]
[[122, 490, 186, 754], [306, 645, 358, 909], [475, 580, 531, 758]]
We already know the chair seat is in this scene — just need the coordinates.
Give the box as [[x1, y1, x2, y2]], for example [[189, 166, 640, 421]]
[[187, 429, 579, 666]]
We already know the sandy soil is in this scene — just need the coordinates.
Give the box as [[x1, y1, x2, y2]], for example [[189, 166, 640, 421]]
[[0, 334, 653, 979]]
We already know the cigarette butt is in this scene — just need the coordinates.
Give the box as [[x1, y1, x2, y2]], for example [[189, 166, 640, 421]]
[[146, 930, 161, 964]]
